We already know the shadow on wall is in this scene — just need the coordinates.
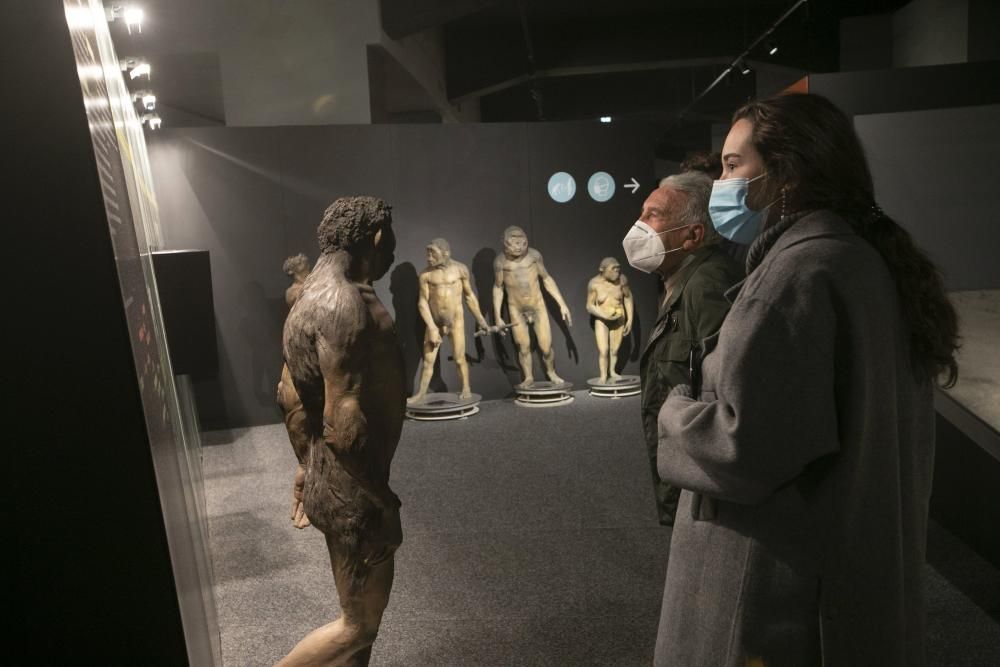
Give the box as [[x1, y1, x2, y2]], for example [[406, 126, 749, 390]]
[[619, 307, 643, 371], [239, 281, 285, 421], [471, 247, 521, 390], [193, 332, 257, 437], [390, 262, 446, 396], [542, 288, 579, 365]]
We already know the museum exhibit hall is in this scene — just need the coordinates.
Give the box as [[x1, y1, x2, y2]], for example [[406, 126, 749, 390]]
[[11, 0, 1000, 664]]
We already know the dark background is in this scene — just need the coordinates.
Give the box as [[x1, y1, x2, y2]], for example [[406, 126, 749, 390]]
[[148, 121, 662, 429]]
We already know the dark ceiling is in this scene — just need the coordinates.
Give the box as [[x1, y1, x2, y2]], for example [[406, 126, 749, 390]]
[[383, 0, 910, 127], [377, 0, 911, 157], [107, 0, 912, 157]]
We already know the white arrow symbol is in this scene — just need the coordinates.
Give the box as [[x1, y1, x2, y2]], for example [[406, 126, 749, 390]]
[[625, 177, 640, 193]]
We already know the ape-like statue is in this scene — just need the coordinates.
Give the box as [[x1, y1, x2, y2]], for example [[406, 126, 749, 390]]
[[493, 225, 572, 388]]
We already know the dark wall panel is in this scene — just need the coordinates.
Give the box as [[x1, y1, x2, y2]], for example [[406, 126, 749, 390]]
[[151, 122, 659, 428], [854, 104, 1000, 290], [150, 128, 288, 428]]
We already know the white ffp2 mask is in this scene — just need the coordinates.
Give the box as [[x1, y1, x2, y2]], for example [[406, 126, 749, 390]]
[[621, 220, 691, 273]]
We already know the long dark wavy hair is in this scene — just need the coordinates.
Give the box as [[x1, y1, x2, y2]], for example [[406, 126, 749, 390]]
[[733, 93, 959, 387]]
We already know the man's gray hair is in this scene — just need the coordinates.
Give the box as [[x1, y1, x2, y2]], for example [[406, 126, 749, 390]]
[[658, 171, 720, 246]]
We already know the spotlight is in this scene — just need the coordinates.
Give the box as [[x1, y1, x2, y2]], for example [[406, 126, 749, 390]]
[[600, 116, 612, 123], [132, 90, 156, 110], [766, 41, 778, 56], [105, 4, 144, 34], [120, 57, 151, 79], [141, 113, 162, 130], [124, 7, 144, 33], [738, 59, 752, 76]]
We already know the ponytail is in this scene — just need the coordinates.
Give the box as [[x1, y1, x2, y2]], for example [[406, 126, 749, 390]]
[[846, 204, 959, 387]]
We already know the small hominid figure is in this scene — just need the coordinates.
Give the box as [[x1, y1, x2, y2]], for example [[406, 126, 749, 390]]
[[586, 257, 633, 383], [282, 253, 312, 308]]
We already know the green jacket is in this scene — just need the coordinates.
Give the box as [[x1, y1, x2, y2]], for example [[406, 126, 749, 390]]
[[639, 244, 742, 525]]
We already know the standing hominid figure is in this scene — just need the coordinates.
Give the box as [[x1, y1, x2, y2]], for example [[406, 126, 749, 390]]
[[277, 196, 404, 667], [587, 257, 633, 382], [282, 253, 312, 308], [409, 238, 492, 403], [493, 225, 572, 388]]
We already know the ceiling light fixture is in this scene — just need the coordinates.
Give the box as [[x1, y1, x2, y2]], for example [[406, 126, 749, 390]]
[[674, 0, 808, 125], [766, 41, 779, 56], [141, 113, 162, 130], [132, 90, 156, 110], [739, 59, 752, 76], [600, 116, 612, 123], [105, 4, 144, 34], [120, 57, 151, 80]]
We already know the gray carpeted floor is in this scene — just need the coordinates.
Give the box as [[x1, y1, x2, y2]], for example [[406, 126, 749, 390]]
[[202, 392, 1000, 666]]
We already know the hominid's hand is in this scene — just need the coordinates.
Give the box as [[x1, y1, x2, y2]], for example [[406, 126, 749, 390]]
[[291, 464, 311, 529], [428, 327, 443, 346], [560, 306, 573, 327]]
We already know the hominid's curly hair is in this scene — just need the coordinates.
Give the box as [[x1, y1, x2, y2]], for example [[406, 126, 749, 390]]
[[317, 196, 393, 255], [733, 93, 959, 387]]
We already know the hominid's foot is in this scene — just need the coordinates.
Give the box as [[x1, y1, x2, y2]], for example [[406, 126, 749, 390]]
[[407, 393, 426, 405], [548, 373, 565, 385], [459, 389, 473, 400], [516, 378, 535, 390]]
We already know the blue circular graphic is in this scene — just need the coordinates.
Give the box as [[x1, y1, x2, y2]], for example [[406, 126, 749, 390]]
[[587, 171, 616, 202], [547, 171, 577, 203]]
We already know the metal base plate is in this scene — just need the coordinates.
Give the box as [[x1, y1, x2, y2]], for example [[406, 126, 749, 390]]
[[587, 375, 641, 398], [406, 392, 482, 421], [514, 381, 574, 408]]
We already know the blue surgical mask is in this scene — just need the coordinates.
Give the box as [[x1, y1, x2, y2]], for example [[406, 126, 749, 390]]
[[708, 173, 770, 245]]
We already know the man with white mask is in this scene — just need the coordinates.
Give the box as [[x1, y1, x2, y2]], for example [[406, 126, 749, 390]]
[[623, 171, 742, 526]]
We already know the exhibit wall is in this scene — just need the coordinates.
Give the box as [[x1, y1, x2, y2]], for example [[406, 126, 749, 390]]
[[148, 122, 660, 429], [854, 104, 1000, 291]]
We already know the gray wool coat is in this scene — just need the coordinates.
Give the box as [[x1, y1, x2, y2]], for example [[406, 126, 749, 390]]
[[655, 211, 935, 666]]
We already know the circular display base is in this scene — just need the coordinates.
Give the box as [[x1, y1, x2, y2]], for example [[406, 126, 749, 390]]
[[587, 375, 641, 398], [406, 392, 482, 421], [514, 381, 574, 408]]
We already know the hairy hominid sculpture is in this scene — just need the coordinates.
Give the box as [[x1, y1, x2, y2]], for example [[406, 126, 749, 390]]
[[408, 238, 492, 403], [586, 257, 633, 383], [276, 196, 404, 666], [492, 225, 572, 388]]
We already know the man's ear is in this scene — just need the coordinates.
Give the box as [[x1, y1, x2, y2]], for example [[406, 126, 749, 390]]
[[682, 223, 705, 251]]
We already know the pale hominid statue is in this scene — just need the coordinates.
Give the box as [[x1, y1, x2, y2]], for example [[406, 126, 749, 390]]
[[586, 257, 633, 383], [409, 238, 494, 404], [492, 225, 572, 389]]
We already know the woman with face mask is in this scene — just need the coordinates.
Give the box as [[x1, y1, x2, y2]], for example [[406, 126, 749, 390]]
[[652, 93, 959, 667]]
